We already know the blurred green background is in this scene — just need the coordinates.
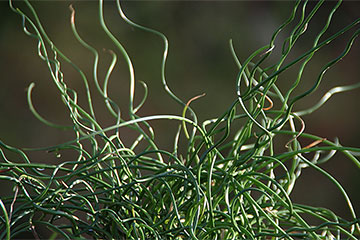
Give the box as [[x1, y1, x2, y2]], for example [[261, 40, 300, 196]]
[[0, 0, 359, 228]]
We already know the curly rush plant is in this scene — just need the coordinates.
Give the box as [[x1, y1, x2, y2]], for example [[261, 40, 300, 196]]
[[1, 0, 360, 239]]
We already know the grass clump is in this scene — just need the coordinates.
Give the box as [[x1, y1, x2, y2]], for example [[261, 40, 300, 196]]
[[1, 0, 360, 239]]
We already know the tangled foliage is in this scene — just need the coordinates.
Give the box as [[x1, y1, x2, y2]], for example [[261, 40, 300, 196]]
[[1, 0, 360, 239]]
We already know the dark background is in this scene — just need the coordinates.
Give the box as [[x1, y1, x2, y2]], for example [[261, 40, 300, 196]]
[[0, 0, 359, 227]]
